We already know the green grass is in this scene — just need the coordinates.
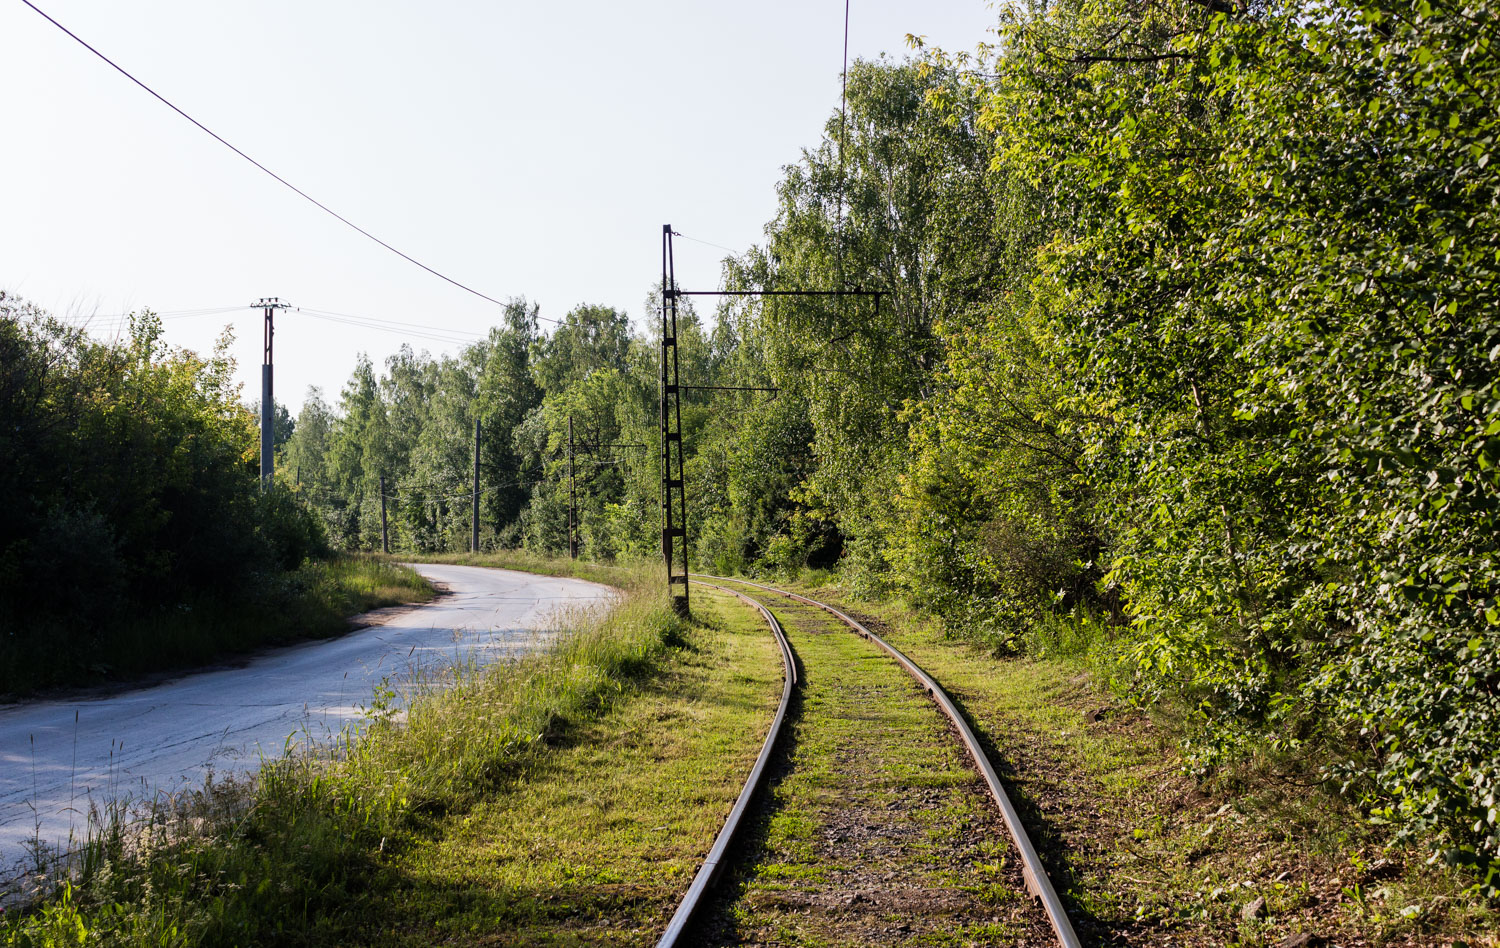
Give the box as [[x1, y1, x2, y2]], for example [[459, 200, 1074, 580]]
[[0, 554, 434, 697], [299, 554, 436, 623], [356, 585, 783, 946], [1, 564, 785, 947]]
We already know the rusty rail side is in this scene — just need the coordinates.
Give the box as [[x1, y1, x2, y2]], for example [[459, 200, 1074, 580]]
[[691, 573, 1083, 948], [655, 582, 798, 948]]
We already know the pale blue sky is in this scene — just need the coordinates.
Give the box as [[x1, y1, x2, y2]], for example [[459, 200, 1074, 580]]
[[2, 1, 996, 407]]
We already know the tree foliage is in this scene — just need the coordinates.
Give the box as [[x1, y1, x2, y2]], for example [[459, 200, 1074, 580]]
[[985, 0, 1500, 886]]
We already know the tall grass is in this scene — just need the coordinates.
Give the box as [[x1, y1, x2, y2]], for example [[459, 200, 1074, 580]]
[[1, 564, 681, 947], [324, 568, 676, 821], [0, 556, 432, 697]]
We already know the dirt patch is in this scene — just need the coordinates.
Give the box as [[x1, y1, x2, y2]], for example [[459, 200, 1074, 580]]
[[349, 581, 452, 631]]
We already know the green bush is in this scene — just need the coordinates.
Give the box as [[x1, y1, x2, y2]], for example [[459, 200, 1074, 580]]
[[0, 298, 338, 693], [991, 0, 1500, 887]]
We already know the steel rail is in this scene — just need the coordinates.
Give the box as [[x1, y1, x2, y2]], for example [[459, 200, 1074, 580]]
[[655, 582, 798, 948], [690, 573, 1084, 948]]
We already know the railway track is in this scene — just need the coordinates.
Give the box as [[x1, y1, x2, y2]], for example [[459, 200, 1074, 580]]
[[658, 574, 1082, 948], [656, 580, 798, 947]]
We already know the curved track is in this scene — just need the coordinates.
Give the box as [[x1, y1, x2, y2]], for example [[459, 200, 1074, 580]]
[[660, 574, 1082, 948]]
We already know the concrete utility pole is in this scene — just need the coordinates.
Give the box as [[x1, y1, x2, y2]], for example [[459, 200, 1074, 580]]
[[472, 418, 481, 554], [568, 414, 578, 559], [257, 297, 291, 490]]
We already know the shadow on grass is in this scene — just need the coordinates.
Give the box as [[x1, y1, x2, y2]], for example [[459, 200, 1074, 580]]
[[348, 877, 675, 947], [0, 555, 434, 699], [341, 625, 758, 947]]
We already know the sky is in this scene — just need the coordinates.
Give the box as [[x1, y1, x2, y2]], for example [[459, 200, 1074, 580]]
[[2, 0, 997, 410]]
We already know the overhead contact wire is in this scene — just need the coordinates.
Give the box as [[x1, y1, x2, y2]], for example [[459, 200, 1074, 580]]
[[671, 231, 743, 258]]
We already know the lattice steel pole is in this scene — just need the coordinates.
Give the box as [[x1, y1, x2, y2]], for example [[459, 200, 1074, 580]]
[[568, 415, 579, 558], [660, 225, 689, 615]]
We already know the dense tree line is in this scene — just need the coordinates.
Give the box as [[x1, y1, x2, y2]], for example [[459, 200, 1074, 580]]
[[280, 0, 1500, 890], [986, 0, 1500, 888]]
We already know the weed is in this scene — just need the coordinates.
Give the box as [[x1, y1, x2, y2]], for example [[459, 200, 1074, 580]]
[[780, 580, 1500, 946]]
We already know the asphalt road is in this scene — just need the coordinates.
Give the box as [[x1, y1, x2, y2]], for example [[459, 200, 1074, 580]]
[[0, 563, 613, 878]]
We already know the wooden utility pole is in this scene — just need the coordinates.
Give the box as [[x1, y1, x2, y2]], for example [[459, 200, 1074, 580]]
[[568, 414, 578, 559], [472, 418, 481, 553], [379, 474, 389, 554]]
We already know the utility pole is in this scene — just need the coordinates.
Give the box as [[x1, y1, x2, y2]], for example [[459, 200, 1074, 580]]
[[472, 418, 481, 554], [257, 298, 291, 489], [653, 227, 877, 610], [661, 226, 690, 615], [379, 474, 390, 555], [568, 414, 578, 559]]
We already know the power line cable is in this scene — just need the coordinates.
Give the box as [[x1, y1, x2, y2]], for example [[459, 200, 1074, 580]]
[[298, 310, 478, 342], [298, 306, 491, 339], [671, 231, 743, 258], [64, 301, 523, 351], [59, 306, 250, 324], [158, 306, 250, 318], [20, 0, 531, 318], [65, 304, 515, 348], [297, 474, 541, 505], [298, 310, 482, 346], [384, 471, 557, 502]]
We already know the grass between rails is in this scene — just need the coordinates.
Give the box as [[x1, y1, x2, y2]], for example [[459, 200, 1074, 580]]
[[774, 578, 1499, 948], [684, 592, 1053, 947], [1, 564, 784, 947], [0, 555, 434, 698]]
